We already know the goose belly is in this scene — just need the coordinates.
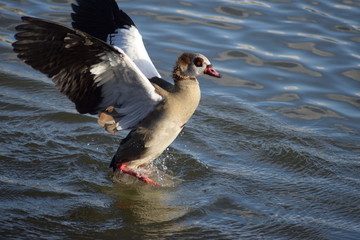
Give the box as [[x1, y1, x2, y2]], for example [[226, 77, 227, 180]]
[[144, 121, 183, 158]]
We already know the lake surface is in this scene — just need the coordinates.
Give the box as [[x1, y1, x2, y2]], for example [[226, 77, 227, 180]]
[[1, 0, 359, 239]]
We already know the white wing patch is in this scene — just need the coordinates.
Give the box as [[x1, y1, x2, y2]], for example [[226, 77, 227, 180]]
[[108, 25, 161, 79], [90, 48, 163, 130]]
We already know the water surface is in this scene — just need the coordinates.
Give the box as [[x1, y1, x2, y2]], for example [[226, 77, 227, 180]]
[[0, 0, 359, 239]]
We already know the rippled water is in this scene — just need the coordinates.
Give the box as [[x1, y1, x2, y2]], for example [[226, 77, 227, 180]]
[[1, 0, 359, 239]]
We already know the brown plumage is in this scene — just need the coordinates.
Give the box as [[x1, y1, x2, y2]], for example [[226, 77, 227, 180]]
[[12, 0, 221, 186]]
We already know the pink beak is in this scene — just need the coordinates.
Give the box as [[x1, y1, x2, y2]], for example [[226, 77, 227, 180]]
[[204, 65, 221, 78]]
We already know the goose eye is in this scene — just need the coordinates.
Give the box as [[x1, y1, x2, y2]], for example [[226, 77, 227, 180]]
[[194, 57, 203, 67]]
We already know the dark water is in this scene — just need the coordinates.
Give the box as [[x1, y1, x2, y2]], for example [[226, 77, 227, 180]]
[[1, 0, 360, 239]]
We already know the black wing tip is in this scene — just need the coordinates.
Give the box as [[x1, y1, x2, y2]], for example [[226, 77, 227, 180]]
[[20, 15, 33, 21], [71, 0, 136, 29], [13, 16, 41, 42], [20, 16, 44, 23], [14, 16, 36, 28]]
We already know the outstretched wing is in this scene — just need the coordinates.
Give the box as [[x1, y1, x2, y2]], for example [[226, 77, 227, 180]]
[[71, 0, 161, 79], [12, 16, 163, 130]]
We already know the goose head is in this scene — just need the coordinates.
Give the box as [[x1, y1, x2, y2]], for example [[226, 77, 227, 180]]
[[173, 53, 221, 81]]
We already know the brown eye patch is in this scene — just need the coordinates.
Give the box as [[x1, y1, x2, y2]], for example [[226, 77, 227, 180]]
[[193, 57, 204, 67]]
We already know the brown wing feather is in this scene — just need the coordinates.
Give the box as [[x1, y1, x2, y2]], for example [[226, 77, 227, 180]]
[[13, 16, 120, 114]]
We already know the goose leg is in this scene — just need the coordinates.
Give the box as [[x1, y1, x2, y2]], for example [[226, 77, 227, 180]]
[[117, 163, 159, 186]]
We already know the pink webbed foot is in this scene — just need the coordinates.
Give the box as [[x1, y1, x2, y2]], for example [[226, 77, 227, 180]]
[[117, 163, 159, 186]]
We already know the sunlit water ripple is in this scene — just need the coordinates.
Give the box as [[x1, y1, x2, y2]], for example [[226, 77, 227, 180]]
[[0, 0, 359, 239]]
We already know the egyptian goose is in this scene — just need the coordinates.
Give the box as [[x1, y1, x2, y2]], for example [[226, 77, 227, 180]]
[[12, 0, 221, 186]]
